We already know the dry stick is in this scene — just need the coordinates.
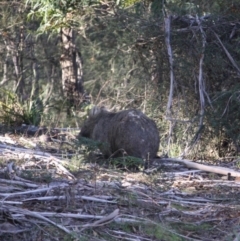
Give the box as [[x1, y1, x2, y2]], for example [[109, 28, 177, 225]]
[[8, 206, 71, 234], [0, 179, 39, 188], [0, 183, 68, 198], [181, 16, 207, 157], [161, 157, 240, 177], [164, 16, 174, 115], [164, 15, 175, 153], [13, 211, 104, 220], [83, 209, 119, 227], [10, 210, 149, 225], [173, 196, 215, 203], [0, 201, 22, 205], [164, 199, 213, 206], [176, 179, 240, 184], [80, 209, 119, 232], [115, 216, 150, 224], [220, 94, 235, 118], [0, 144, 51, 156], [196, 15, 206, 130], [213, 30, 240, 74], [23, 195, 117, 203], [170, 170, 202, 176]]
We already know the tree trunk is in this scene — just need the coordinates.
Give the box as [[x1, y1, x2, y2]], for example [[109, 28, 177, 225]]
[[2, 27, 25, 97], [60, 27, 85, 109]]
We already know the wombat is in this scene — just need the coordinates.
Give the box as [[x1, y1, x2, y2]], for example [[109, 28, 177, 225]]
[[79, 106, 160, 159]]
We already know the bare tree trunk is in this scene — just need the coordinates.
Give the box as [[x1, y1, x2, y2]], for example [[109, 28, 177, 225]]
[[0, 46, 9, 86], [2, 26, 25, 97], [60, 27, 84, 110]]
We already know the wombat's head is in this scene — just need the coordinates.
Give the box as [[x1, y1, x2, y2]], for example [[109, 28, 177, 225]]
[[79, 106, 108, 138]]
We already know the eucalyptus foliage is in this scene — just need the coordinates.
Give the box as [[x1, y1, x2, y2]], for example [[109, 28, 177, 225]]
[[25, 0, 98, 33]]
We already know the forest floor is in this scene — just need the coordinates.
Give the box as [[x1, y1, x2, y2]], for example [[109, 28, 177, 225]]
[[0, 126, 239, 241]]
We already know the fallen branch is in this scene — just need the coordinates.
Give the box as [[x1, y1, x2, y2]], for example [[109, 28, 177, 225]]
[[0, 183, 68, 199], [161, 157, 240, 177], [23, 195, 117, 203], [8, 206, 71, 234]]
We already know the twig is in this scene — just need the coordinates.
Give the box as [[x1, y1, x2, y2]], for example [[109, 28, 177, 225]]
[[213, 30, 240, 74]]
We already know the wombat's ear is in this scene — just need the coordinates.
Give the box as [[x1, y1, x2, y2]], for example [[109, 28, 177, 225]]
[[89, 106, 101, 117], [89, 106, 108, 117], [100, 106, 108, 112]]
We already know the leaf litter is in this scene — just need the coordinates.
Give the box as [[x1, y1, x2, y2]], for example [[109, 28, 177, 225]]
[[0, 127, 239, 240]]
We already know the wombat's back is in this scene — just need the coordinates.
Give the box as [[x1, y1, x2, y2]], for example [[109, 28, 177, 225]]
[[108, 109, 159, 159], [79, 107, 159, 159]]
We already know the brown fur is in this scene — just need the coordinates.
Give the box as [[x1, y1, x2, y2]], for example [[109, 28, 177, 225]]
[[79, 106, 160, 159]]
